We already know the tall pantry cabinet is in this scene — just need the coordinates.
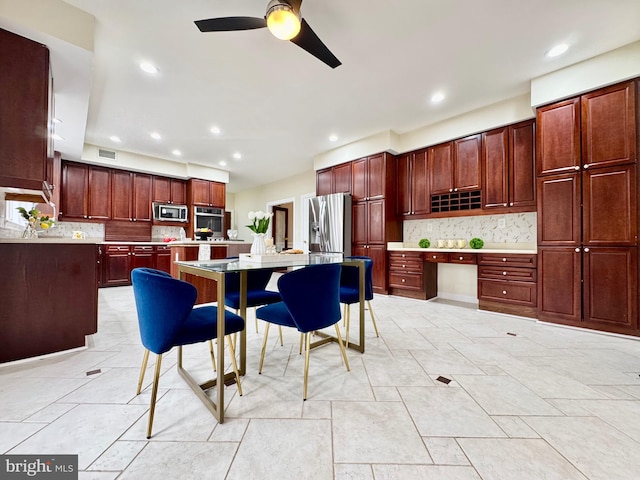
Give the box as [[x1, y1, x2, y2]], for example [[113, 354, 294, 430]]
[[536, 79, 639, 336], [316, 153, 401, 293]]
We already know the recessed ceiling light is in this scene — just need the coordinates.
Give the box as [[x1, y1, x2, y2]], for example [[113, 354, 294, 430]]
[[109, 135, 121, 143], [210, 126, 222, 135], [52, 134, 64, 141], [150, 132, 162, 140], [219, 161, 227, 167], [431, 92, 445, 104], [233, 152, 242, 160], [172, 149, 182, 156], [329, 134, 338, 142], [139, 62, 159, 74], [546, 43, 569, 58]]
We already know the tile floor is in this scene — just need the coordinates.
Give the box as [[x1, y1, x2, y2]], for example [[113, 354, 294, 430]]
[[2, 286, 640, 479]]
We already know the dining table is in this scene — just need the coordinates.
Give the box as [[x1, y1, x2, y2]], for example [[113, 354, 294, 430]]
[[174, 253, 366, 423]]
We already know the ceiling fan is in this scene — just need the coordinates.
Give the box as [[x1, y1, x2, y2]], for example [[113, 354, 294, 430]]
[[194, 0, 341, 68]]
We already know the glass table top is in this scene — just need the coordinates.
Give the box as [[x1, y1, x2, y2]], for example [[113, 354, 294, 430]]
[[175, 252, 353, 273]]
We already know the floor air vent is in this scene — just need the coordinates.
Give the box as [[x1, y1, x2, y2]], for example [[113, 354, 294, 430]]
[[98, 148, 117, 160]]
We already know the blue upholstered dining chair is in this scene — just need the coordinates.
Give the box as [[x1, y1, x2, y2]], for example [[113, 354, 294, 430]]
[[131, 267, 244, 439], [224, 266, 281, 333], [256, 263, 350, 400], [339, 256, 379, 347]]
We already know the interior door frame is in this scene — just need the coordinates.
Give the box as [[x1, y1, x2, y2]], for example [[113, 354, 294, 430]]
[[272, 205, 289, 251]]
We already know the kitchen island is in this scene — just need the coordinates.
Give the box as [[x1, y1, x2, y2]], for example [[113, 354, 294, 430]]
[[0, 240, 99, 364]]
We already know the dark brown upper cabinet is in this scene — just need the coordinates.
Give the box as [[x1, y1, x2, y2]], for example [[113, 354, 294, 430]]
[[429, 135, 481, 195], [153, 176, 187, 205], [396, 149, 429, 216], [60, 162, 111, 221], [482, 119, 535, 211], [111, 171, 152, 222], [315, 163, 352, 196], [189, 178, 225, 208], [0, 28, 51, 193]]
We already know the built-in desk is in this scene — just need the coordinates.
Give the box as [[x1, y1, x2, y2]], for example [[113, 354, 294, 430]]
[[387, 242, 538, 318]]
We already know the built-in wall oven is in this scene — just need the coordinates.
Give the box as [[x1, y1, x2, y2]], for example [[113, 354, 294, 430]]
[[194, 206, 224, 238]]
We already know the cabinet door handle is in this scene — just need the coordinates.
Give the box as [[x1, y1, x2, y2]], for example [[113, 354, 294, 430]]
[[583, 164, 590, 169], [574, 166, 580, 171], [454, 188, 458, 192], [503, 203, 507, 207], [449, 188, 453, 192], [584, 248, 590, 253], [509, 202, 514, 206], [575, 248, 581, 253]]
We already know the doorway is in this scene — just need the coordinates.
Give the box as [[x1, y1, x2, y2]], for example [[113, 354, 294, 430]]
[[271, 205, 289, 251]]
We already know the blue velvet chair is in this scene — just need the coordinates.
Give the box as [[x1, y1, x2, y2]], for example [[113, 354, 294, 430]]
[[224, 267, 281, 333], [256, 263, 350, 400], [340, 256, 380, 346], [131, 267, 244, 438]]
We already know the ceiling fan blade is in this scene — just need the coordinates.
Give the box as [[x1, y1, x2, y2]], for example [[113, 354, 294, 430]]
[[290, 18, 341, 68], [195, 17, 267, 32]]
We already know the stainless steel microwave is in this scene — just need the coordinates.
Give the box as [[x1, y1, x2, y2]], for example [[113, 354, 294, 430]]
[[153, 202, 188, 222]]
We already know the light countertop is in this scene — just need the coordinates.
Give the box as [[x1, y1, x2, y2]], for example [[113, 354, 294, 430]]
[[387, 242, 537, 254]]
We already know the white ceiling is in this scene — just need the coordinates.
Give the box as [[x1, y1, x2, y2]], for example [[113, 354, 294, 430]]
[[18, 1, 640, 192]]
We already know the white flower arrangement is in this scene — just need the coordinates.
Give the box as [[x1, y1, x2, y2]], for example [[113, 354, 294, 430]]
[[246, 210, 273, 234]]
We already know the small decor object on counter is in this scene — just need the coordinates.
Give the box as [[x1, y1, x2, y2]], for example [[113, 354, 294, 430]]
[[418, 238, 431, 248], [17, 207, 55, 239], [436, 239, 445, 248], [247, 210, 273, 254], [456, 239, 467, 249], [469, 237, 485, 249]]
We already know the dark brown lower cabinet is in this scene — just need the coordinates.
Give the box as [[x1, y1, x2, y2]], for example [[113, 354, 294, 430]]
[[388, 251, 437, 300], [538, 246, 638, 335], [104, 244, 131, 286], [1, 243, 98, 364], [352, 244, 387, 293], [478, 253, 538, 318], [155, 245, 172, 273]]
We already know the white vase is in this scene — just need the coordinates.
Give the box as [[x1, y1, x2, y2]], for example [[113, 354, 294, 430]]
[[250, 233, 267, 255]]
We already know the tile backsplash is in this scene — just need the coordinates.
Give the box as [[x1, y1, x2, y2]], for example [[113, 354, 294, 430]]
[[403, 212, 537, 245]]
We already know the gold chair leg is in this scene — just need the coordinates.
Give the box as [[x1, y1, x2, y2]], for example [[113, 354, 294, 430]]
[[334, 323, 351, 372], [278, 326, 283, 346], [342, 303, 347, 326], [345, 304, 351, 348], [137, 349, 150, 395], [208, 340, 216, 372], [146, 353, 163, 439], [303, 332, 311, 400], [258, 322, 271, 373], [299, 332, 304, 354], [367, 300, 380, 337], [225, 335, 243, 396]]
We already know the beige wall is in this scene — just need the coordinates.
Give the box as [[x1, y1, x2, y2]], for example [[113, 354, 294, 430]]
[[231, 170, 316, 249]]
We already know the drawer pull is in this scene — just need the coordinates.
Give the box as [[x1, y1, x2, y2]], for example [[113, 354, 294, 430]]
[[402, 264, 406, 268], [502, 258, 507, 262], [459, 256, 463, 260], [503, 271, 507, 275], [433, 255, 437, 259], [401, 278, 406, 283], [502, 290, 507, 295], [402, 254, 405, 258]]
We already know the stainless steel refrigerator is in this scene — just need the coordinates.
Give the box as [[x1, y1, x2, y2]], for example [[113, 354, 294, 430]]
[[308, 192, 352, 255]]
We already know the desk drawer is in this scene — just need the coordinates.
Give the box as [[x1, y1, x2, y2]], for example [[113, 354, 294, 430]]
[[389, 272, 423, 290], [389, 259, 423, 272], [478, 279, 537, 306], [449, 253, 477, 265], [478, 266, 537, 282], [478, 253, 537, 268], [425, 252, 449, 263]]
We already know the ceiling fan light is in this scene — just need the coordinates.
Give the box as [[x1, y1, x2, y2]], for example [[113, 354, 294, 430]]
[[266, 2, 301, 40]]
